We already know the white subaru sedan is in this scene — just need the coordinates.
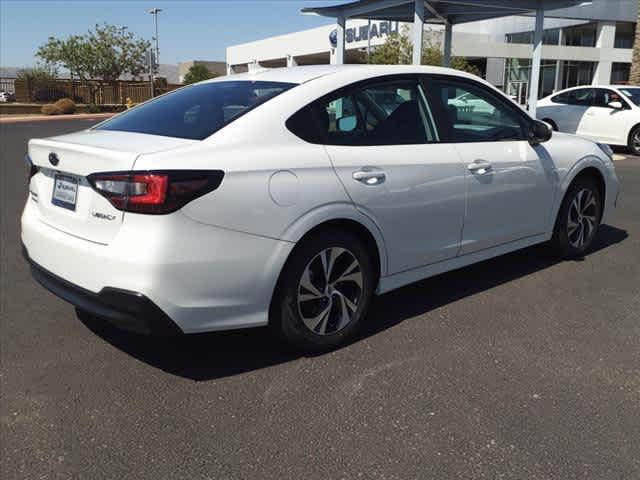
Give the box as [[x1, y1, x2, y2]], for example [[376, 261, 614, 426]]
[[537, 85, 640, 154], [21, 65, 620, 351]]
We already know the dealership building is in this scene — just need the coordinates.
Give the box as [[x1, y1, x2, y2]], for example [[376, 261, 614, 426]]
[[226, 0, 638, 103]]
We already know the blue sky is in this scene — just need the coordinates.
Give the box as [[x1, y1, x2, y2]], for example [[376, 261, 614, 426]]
[[0, 0, 340, 68]]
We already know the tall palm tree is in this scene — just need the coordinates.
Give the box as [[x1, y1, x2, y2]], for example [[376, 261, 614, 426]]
[[629, 0, 640, 84]]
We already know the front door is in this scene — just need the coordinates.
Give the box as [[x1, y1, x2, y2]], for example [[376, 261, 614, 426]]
[[579, 88, 630, 144], [317, 77, 467, 274], [425, 76, 556, 255]]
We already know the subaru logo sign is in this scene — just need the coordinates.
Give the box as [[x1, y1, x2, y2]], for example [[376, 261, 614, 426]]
[[328, 21, 398, 47], [48, 152, 59, 166], [329, 30, 337, 47]]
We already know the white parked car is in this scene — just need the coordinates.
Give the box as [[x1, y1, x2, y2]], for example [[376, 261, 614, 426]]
[[537, 85, 640, 154], [0, 91, 16, 102], [21, 65, 620, 351]]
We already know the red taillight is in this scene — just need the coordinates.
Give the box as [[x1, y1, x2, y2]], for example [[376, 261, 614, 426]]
[[87, 170, 224, 214]]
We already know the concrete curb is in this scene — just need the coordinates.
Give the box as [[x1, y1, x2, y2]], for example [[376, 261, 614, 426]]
[[0, 113, 115, 124]]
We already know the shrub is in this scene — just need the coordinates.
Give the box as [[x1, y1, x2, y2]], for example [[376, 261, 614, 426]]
[[41, 104, 62, 115], [54, 98, 76, 114], [86, 104, 102, 113]]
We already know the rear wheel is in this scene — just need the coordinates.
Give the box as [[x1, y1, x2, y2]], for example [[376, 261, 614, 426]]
[[270, 229, 375, 352], [550, 176, 602, 258], [628, 125, 640, 155]]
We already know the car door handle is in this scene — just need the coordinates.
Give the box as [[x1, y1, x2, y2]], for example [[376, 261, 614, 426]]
[[467, 160, 492, 174], [353, 168, 386, 185]]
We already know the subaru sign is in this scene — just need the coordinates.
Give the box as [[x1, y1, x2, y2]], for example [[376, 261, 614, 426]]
[[329, 21, 398, 47]]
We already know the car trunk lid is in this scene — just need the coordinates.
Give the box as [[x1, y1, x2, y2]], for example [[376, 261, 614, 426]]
[[28, 129, 196, 244]]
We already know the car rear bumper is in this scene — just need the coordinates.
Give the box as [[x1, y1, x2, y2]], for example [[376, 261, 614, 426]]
[[23, 244, 183, 335], [21, 199, 295, 333]]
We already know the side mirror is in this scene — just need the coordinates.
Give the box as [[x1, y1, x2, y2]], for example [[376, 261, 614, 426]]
[[528, 120, 552, 145], [608, 101, 623, 110], [337, 115, 357, 132]]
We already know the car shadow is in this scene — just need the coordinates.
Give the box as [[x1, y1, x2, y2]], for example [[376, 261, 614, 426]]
[[78, 225, 628, 381]]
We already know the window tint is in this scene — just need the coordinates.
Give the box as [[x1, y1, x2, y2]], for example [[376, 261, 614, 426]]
[[97, 81, 295, 140], [568, 88, 594, 106], [592, 89, 625, 108], [429, 79, 526, 142], [619, 87, 640, 106], [287, 79, 438, 146], [551, 92, 569, 104]]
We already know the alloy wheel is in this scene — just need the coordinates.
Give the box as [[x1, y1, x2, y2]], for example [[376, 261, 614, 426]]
[[297, 247, 363, 335], [633, 130, 640, 153], [567, 188, 598, 249]]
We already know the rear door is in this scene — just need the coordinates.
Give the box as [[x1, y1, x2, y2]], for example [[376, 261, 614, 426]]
[[569, 88, 595, 135], [317, 76, 466, 274], [424, 75, 555, 255], [28, 130, 195, 244]]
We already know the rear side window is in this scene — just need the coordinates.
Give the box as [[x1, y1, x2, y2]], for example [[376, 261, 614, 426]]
[[568, 88, 594, 106], [287, 79, 438, 146], [97, 81, 295, 140], [551, 92, 569, 104]]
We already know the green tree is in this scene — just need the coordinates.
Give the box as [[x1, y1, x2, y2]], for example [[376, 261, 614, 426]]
[[37, 23, 150, 103], [366, 32, 413, 65], [16, 64, 58, 102], [367, 29, 480, 76], [183, 64, 216, 85]]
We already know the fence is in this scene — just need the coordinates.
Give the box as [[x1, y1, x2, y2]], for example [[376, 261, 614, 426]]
[[13, 78, 181, 104]]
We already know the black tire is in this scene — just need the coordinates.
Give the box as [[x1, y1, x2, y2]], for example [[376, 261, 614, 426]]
[[542, 119, 558, 131], [550, 176, 603, 258], [270, 228, 375, 352], [628, 125, 640, 155]]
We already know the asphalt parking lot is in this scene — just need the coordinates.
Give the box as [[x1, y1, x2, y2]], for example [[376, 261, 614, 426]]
[[1, 119, 639, 479]]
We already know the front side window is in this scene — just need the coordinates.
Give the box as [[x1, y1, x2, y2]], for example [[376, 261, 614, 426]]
[[97, 81, 295, 140], [287, 79, 438, 146], [429, 79, 527, 142], [592, 89, 625, 108]]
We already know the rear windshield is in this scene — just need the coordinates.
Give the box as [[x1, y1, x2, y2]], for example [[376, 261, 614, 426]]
[[96, 80, 296, 140]]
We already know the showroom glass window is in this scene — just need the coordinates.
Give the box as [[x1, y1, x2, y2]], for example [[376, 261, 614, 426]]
[[287, 79, 438, 146], [428, 78, 527, 142], [97, 81, 295, 140]]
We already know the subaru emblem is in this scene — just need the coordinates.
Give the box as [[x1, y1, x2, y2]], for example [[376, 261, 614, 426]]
[[48, 152, 59, 166]]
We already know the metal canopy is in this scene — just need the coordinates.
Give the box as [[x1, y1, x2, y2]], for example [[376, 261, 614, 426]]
[[302, 0, 587, 25], [302, 0, 589, 115]]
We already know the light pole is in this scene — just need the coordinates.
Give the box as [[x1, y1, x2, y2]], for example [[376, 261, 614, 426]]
[[147, 8, 162, 73]]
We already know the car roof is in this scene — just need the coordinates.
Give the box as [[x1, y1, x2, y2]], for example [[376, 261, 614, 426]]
[[550, 84, 640, 94], [202, 64, 479, 85]]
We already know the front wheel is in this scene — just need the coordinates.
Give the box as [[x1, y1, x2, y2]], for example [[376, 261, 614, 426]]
[[270, 229, 375, 352], [628, 125, 640, 155], [550, 176, 602, 258]]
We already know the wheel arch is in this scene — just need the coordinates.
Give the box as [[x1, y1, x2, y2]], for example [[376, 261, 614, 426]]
[[553, 159, 607, 230], [279, 203, 388, 279], [541, 118, 558, 131], [627, 122, 640, 146]]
